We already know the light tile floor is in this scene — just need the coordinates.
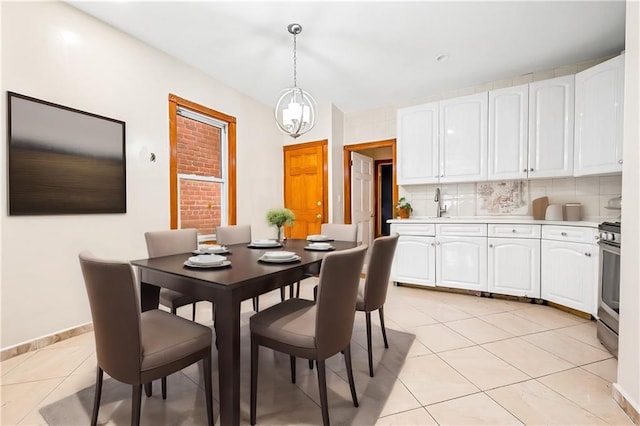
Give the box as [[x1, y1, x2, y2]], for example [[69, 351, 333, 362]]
[[0, 281, 632, 425]]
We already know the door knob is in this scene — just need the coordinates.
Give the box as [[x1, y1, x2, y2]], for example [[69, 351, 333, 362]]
[[317, 201, 322, 206]]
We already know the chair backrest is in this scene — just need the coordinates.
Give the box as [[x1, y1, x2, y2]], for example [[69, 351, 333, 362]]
[[362, 234, 399, 311], [145, 228, 198, 257], [315, 244, 368, 358], [78, 251, 142, 384], [320, 223, 358, 242], [216, 225, 251, 245]]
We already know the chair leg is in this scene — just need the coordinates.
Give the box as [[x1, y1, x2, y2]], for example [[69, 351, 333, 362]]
[[289, 283, 294, 298], [379, 306, 389, 349], [252, 297, 259, 312], [161, 377, 167, 400], [365, 311, 374, 377], [343, 343, 359, 407], [192, 302, 197, 321], [131, 384, 142, 426], [280, 286, 286, 301], [203, 350, 214, 426], [313, 285, 318, 301], [316, 360, 330, 426], [250, 337, 259, 425], [290, 355, 296, 384], [295, 280, 301, 298], [90, 367, 103, 426], [308, 359, 314, 370], [144, 382, 152, 397]]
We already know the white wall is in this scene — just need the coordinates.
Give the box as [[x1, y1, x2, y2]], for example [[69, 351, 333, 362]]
[[0, 2, 283, 349], [616, 0, 640, 416]]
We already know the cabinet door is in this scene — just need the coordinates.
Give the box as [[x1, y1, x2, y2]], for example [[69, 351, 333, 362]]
[[436, 236, 487, 291], [392, 235, 436, 287], [528, 75, 575, 178], [397, 103, 439, 184], [541, 240, 598, 314], [574, 54, 624, 176], [439, 92, 488, 183], [488, 84, 529, 180], [488, 238, 540, 298]]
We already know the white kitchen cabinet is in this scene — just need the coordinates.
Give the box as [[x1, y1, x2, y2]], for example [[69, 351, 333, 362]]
[[541, 226, 599, 315], [574, 54, 625, 176], [488, 224, 541, 298], [439, 92, 488, 183], [397, 103, 439, 184], [528, 75, 575, 178], [392, 235, 436, 287], [488, 84, 529, 180], [436, 236, 487, 292]]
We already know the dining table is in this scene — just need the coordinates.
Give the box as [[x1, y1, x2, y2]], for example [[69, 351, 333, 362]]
[[131, 238, 358, 426]]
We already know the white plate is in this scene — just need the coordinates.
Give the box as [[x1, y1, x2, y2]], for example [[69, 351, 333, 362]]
[[262, 251, 297, 260], [304, 245, 334, 251], [192, 246, 228, 255], [184, 260, 231, 268], [307, 234, 331, 242], [308, 242, 332, 249], [258, 254, 301, 263], [188, 255, 227, 266], [249, 240, 281, 248]]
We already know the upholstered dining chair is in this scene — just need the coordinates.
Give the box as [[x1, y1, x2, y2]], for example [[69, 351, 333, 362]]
[[145, 229, 204, 322], [78, 251, 214, 426], [356, 234, 399, 377], [215, 225, 261, 311], [250, 244, 368, 426]]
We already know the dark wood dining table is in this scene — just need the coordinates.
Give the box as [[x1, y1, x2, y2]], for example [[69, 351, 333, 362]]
[[131, 238, 357, 425]]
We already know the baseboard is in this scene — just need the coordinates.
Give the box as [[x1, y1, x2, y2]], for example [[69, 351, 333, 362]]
[[1, 323, 93, 362], [613, 383, 640, 425]]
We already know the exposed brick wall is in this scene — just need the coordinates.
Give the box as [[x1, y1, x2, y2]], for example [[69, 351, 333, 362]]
[[176, 114, 222, 234]]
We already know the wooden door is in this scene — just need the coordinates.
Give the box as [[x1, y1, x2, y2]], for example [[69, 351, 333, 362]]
[[284, 141, 327, 239]]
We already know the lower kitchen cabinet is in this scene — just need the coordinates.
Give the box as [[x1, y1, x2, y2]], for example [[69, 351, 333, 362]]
[[488, 237, 540, 298], [392, 235, 436, 287], [436, 236, 487, 292], [541, 239, 598, 315]]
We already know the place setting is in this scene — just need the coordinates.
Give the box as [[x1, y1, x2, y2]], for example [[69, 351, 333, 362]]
[[184, 254, 231, 269], [258, 250, 301, 264], [304, 242, 335, 251], [247, 239, 283, 249], [306, 234, 334, 242], [192, 244, 230, 255]]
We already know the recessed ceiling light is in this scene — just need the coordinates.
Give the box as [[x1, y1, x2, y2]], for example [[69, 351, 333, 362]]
[[436, 54, 449, 62]]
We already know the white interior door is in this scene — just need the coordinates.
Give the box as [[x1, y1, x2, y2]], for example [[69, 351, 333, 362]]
[[351, 151, 374, 247]]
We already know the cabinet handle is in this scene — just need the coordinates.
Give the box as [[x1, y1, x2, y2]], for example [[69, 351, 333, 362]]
[[440, 173, 444, 178], [529, 168, 534, 172], [618, 160, 623, 164], [436, 241, 441, 245], [431, 243, 435, 247], [523, 168, 527, 172], [585, 252, 592, 257], [489, 244, 494, 248], [561, 232, 568, 236], [512, 229, 517, 233]]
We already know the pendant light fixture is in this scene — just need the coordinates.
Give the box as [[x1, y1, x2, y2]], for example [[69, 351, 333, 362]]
[[274, 23, 317, 138]]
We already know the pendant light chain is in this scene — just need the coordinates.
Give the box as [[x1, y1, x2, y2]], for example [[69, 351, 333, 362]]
[[292, 31, 297, 88]]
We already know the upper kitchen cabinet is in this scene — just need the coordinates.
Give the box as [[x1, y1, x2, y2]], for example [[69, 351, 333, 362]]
[[488, 84, 529, 180], [397, 102, 439, 184], [439, 92, 488, 183], [574, 54, 625, 176], [528, 75, 575, 178]]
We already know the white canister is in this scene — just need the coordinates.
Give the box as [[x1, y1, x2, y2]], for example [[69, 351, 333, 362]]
[[545, 204, 563, 221]]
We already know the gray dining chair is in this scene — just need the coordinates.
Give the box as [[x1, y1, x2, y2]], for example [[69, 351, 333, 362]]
[[215, 225, 261, 311], [145, 229, 204, 322], [356, 234, 399, 377], [250, 244, 368, 426], [78, 251, 214, 426]]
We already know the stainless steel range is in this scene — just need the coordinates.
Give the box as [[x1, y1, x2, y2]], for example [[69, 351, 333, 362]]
[[596, 221, 620, 357]]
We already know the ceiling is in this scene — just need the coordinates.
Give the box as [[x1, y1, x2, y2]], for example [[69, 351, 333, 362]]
[[68, 1, 626, 114]]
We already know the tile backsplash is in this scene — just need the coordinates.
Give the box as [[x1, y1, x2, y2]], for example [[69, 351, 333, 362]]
[[400, 175, 622, 221]]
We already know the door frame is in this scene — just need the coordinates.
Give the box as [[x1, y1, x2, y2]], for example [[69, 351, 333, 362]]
[[343, 139, 397, 224]]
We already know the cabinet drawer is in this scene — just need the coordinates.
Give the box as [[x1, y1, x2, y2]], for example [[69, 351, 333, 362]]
[[436, 223, 487, 237], [542, 225, 598, 244], [390, 223, 436, 236], [488, 224, 541, 239]]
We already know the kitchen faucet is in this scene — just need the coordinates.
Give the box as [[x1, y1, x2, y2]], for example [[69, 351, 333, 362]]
[[434, 188, 447, 217]]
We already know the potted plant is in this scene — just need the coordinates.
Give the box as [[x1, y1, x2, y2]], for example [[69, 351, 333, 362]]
[[396, 197, 413, 219], [266, 208, 295, 241]]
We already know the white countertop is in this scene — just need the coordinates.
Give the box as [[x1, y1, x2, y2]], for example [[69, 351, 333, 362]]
[[388, 216, 601, 228]]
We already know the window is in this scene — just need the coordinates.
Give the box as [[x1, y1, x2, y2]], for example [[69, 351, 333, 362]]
[[169, 94, 236, 238]]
